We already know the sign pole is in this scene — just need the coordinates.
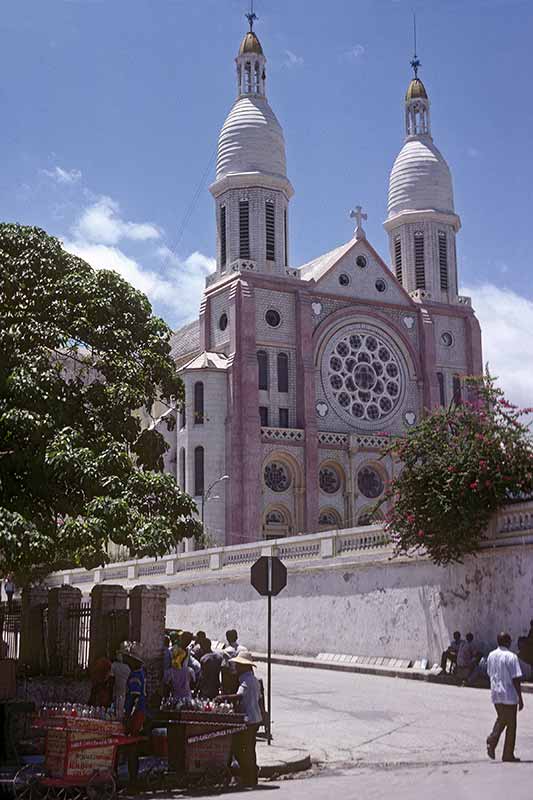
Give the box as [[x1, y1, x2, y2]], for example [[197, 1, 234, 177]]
[[267, 590, 272, 745]]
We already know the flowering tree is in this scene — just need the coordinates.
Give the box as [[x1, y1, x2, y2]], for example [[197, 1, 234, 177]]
[[378, 376, 533, 565]]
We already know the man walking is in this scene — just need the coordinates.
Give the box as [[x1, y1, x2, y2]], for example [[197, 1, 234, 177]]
[[486, 632, 523, 762]]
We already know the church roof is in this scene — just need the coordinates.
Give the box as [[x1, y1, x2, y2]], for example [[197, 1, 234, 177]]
[[298, 239, 355, 282], [405, 77, 428, 101], [182, 351, 230, 371], [169, 319, 201, 368], [388, 137, 454, 218], [239, 31, 263, 56]]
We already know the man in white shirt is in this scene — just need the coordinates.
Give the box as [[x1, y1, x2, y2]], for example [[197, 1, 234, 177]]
[[486, 632, 524, 762]]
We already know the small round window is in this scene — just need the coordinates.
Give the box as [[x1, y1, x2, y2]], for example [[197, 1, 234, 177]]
[[219, 313, 228, 331], [264, 462, 291, 492], [357, 466, 384, 499], [339, 273, 350, 287], [356, 255, 367, 269], [265, 309, 281, 328], [441, 332, 453, 347], [375, 279, 387, 293]]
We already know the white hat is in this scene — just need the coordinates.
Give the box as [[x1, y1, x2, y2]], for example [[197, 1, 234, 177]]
[[229, 651, 256, 667]]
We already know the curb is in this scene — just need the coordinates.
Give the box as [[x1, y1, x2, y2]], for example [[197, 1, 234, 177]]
[[258, 753, 312, 778], [252, 652, 533, 694]]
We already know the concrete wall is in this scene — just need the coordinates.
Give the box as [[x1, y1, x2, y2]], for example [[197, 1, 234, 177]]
[[164, 544, 533, 665]]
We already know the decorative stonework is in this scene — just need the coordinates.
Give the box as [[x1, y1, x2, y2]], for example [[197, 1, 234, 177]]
[[402, 315, 415, 330], [311, 302, 323, 316], [404, 411, 416, 426], [316, 402, 328, 418], [264, 462, 291, 492], [318, 432, 349, 447], [319, 466, 341, 494], [261, 426, 304, 443]]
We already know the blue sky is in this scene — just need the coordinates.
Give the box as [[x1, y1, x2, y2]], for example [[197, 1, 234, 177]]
[[1, 0, 532, 405]]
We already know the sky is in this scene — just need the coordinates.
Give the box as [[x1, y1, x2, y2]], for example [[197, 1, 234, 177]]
[[1, 0, 532, 408]]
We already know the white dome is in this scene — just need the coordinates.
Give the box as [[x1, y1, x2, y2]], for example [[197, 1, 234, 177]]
[[387, 137, 454, 218], [215, 95, 287, 182]]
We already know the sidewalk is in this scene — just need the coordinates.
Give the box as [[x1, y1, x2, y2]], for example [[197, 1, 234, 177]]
[[256, 735, 311, 778], [252, 651, 533, 693]]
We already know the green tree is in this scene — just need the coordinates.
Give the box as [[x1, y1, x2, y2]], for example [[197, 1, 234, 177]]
[[378, 376, 533, 565], [0, 224, 201, 584]]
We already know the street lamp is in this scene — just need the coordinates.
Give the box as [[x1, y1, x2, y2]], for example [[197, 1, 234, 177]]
[[201, 474, 230, 523]]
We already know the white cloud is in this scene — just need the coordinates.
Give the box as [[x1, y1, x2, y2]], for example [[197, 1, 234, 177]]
[[43, 166, 82, 184], [342, 44, 365, 61], [467, 146, 481, 159], [465, 283, 533, 409], [74, 196, 161, 245], [284, 49, 304, 67]]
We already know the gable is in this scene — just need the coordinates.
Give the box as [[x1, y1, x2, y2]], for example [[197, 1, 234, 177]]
[[301, 237, 414, 308]]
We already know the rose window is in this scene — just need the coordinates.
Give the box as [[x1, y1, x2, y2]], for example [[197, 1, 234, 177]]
[[324, 329, 404, 423], [264, 462, 291, 492]]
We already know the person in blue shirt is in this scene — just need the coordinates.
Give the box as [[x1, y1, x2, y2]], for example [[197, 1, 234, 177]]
[[123, 644, 146, 784]]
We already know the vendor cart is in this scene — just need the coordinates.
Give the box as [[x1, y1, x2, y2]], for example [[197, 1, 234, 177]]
[[14, 716, 143, 800], [153, 709, 247, 788]]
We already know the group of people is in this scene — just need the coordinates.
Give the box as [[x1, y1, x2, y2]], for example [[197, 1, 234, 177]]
[[162, 628, 263, 787], [440, 630, 486, 685]]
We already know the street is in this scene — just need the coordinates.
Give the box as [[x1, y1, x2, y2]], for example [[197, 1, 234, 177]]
[[192, 663, 533, 799]]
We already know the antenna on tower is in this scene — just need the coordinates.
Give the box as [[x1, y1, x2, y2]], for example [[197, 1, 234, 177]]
[[245, 0, 258, 32], [410, 12, 421, 78]]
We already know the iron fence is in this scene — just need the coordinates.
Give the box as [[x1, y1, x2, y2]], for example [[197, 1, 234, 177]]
[[65, 601, 91, 674], [0, 600, 21, 659]]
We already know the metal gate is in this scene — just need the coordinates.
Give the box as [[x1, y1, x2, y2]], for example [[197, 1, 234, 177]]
[[0, 600, 21, 659], [65, 601, 91, 673]]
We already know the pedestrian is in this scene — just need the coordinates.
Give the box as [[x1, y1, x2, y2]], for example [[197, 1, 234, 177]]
[[486, 631, 523, 762], [165, 642, 192, 700], [223, 629, 246, 658], [4, 577, 15, 612], [111, 648, 130, 719], [440, 630, 463, 674], [456, 632, 477, 683], [216, 651, 262, 788], [123, 643, 147, 785], [198, 639, 223, 699]]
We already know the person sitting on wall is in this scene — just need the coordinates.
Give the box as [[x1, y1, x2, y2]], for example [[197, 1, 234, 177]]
[[456, 633, 478, 683], [441, 631, 464, 674]]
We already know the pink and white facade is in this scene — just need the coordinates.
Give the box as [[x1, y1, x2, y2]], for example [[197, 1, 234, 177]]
[[166, 26, 483, 546]]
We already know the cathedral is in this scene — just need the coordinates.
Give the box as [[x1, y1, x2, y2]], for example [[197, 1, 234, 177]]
[[162, 19, 483, 547]]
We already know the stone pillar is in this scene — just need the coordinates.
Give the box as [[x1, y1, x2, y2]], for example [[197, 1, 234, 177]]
[[47, 586, 82, 675], [296, 292, 319, 533], [89, 585, 128, 666], [19, 585, 48, 675], [129, 585, 168, 692]]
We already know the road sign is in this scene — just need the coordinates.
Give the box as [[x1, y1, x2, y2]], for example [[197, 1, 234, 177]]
[[250, 556, 287, 597], [250, 556, 287, 746]]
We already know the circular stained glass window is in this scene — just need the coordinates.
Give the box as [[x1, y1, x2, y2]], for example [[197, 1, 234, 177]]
[[441, 331, 453, 347], [264, 462, 291, 492], [356, 255, 367, 269], [322, 328, 404, 423], [375, 279, 387, 293], [357, 466, 384, 499], [339, 273, 350, 287], [265, 309, 281, 328], [219, 312, 228, 331], [319, 466, 341, 494]]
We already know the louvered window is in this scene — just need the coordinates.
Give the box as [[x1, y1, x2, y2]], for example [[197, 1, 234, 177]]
[[394, 236, 402, 283], [194, 446, 204, 496], [266, 201, 275, 261], [277, 353, 289, 393], [414, 231, 425, 289], [220, 205, 227, 269], [194, 381, 204, 424], [284, 208, 288, 266], [437, 372, 446, 406], [239, 200, 250, 259], [438, 231, 448, 290], [257, 350, 268, 391]]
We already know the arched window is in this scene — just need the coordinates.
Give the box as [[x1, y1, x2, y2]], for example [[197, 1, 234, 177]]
[[194, 381, 204, 424], [257, 350, 268, 391], [318, 508, 342, 530], [194, 446, 204, 497], [414, 231, 425, 290], [453, 375, 462, 405], [438, 230, 448, 290], [220, 205, 227, 269], [437, 372, 446, 406], [357, 508, 384, 527], [263, 506, 292, 539], [277, 352, 289, 393], [394, 235, 402, 283], [179, 404, 186, 429], [179, 447, 186, 491]]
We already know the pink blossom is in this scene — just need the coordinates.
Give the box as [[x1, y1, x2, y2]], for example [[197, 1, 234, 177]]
[[407, 514, 415, 524], [417, 529, 425, 538], [469, 481, 479, 490]]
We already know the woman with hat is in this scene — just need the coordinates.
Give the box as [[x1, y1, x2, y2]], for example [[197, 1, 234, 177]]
[[216, 651, 262, 788]]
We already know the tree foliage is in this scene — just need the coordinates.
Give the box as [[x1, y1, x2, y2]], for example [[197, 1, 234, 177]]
[[378, 375, 533, 565], [0, 224, 201, 584]]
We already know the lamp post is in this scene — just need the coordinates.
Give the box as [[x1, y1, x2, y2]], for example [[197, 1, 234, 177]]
[[201, 474, 230, 525]]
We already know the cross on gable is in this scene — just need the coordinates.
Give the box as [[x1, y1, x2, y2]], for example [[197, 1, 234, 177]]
[[349, 205, 368, 238]]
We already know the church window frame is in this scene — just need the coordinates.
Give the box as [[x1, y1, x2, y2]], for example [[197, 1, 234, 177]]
[[194, 446, 205, 497], [339, 273, 351, 287], [356, 255, 367, 269], [441, 331, 454, 348], [414, 230, 425, 290], [179, 404, 186, 429], [193, 381, 204, 424], [257, 350, 269, 391], [357, 463, 386, 500], [219, 312, 228, 332], [239, 200, 250, 259], [453, 375, 462, 405], [319, 463, 343, 495], [264, 460, 292, 493], [277, 352, 289, 393], [179, 447, 186, 492], [318, 507, 343, 530], [265, 200, 276, 261], [438, 230, 449, 290], [265, 308, 281, 328], [259, 406, 269, 427], [263, 505, 292, 539], [220, 205, 227, 269], [356, 506, 384, 527], [278, 408, 289, 428], [394, 235, 402, 284], [437, 372, 446, 406], [375, 278, 387, 293]]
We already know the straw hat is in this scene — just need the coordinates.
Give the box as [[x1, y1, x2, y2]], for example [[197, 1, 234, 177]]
[[230, 650, 256, 667]]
